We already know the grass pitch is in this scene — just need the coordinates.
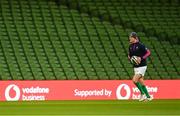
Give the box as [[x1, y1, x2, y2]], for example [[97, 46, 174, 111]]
[[0, 100, 180, 116]]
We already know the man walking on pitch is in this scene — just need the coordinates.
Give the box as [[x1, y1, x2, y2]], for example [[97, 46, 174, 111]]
[[128, 32, 152, 101]]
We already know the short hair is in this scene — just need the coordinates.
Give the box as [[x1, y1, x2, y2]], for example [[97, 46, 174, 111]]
[[129, 32, 138, 38]]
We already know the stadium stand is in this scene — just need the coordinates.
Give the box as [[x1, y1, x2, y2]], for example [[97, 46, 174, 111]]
[[64, 0, 180, 44], [0, 0, 179, 80]]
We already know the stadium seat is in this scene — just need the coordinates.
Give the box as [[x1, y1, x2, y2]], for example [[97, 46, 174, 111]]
[[69, 0, 180, 44], [0, 0, 179, 80]]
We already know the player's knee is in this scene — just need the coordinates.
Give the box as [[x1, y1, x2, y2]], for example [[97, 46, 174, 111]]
[[132, 74, 141, 83], [132, 80, 137, 84], [132, 76, 138, 83], [139, 77, 145, 85], [132, 80, 138, 84]]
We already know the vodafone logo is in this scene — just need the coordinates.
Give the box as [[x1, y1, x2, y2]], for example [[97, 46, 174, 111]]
[[116, 84, 131, 100], [5, 84, 21, 101]]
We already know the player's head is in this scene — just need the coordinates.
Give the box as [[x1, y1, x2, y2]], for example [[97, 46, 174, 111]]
[[129, 32, 139, 44]]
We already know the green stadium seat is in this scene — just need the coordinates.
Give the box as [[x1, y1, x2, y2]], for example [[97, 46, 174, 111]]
[[0, 0, 179, 80]]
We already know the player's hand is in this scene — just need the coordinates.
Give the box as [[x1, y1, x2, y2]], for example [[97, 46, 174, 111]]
[[128, 55, 130, 60], [136, 57, 141, 64]]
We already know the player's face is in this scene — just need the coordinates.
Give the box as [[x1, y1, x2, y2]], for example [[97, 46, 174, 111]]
[[129, 37, 136, 44]]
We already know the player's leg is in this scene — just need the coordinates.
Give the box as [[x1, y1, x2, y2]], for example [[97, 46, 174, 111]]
[[132, 74, 144, 95], [139, 77, 151, 98], [132, 74, 146, 101], [133, 68, 145, 95], [138, 66, 152, 101]]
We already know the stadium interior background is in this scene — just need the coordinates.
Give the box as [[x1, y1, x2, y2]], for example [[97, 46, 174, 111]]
[[0, 0, 179, 80]]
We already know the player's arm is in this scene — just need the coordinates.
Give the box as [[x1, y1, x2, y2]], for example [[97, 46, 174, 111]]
[[142, 48, 151, 60], [128, 46, 132, 60], [137, 44, 151, 64], [128, 54, 131, 60]]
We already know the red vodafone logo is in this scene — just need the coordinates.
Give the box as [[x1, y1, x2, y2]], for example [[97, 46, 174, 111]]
[[116, 84, 131, 100], [5, 84, 21, 101]]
